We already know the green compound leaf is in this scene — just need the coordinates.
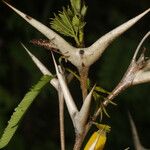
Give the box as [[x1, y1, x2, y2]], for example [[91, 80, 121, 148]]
[[70, 0, 81, 14], [51, 7, 76, 38], [50, 0, 87, 47], [0, 75, 52, 149]]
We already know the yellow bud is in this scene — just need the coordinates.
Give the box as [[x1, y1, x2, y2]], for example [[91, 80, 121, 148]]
[[84, 124, 111, 150]]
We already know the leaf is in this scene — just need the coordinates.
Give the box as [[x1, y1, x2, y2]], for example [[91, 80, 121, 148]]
[[51, 13, 74, 37], [86, 78, 91, 89], [66, 68, 80, 81], [95, 86, 110, 94], [93, 123, 111, 133], [60, 7, 74, 32], [70, 0, 81, 13], [93, 91, 100, 101], [81, 5, 88, 17], [101, 104, 110, 118], [105, 98, 117, 106], [93, 91, 104, 101], [72, 15, 80, 34], [50, 0, 87, 46], [66, 5, 74, 16], [51, 7, 76, 38], [0, 75, 52, 149]]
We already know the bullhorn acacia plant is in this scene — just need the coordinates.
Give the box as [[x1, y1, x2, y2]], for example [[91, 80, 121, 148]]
[[1, 0, 150, 149]]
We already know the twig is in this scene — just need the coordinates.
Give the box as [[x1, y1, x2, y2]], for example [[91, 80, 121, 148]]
[[94, 31, 150, 120], [83, 32, 150, 148], [73, 134, 85, 150], [58, 86, 65, 150]]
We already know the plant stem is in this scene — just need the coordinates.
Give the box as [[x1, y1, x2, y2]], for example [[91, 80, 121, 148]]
[[74, 35, 80, 47], [78, 66, 89, 101], [58, 87, 65, 150], [76, 69, 134, 148], [73, 132, 85, 150], [79, 28, 85, 47]]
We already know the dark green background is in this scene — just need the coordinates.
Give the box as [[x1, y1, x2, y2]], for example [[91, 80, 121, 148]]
[[0, 0, 150, 149]]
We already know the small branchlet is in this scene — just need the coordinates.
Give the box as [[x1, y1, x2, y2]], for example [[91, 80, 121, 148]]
[[91, 31, 150, 131], [103, 31, 150, 106]]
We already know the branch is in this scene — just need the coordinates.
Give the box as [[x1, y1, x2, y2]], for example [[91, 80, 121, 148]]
[[84, 8, 150, 66], [84, 32, 150, 145], [103, 31, 150, 106], [4, 1, 149, 69]]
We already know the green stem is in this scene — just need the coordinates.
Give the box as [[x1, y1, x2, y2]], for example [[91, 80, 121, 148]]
[[74, 35, 80, 47], [79, 29, 84, 47]]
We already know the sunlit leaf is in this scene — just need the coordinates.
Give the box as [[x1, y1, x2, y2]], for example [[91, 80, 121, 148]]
[[95, 86, 110, 94]]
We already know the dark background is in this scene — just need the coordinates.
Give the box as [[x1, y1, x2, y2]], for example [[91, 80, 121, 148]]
[[0, 0, 150, 149]]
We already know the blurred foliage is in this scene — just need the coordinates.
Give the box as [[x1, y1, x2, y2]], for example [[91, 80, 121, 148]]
[[0, 0, 150, 149]]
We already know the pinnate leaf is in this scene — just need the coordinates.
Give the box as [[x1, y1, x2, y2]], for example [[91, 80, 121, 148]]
[[0, 75, 52, 148]]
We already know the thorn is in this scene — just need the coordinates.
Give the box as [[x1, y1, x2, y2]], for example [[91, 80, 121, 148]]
[[132, 31, 150, 62]]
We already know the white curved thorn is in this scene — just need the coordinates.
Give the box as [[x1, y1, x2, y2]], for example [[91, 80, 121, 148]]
[[75, 85, 95, 133], [21, 44, 58, 90], [3, 1, 76, 56], [128, 112, 145, 150], [132, 31, 150, 61], [132, 31, 150, 85], [86, 8, 150, 66], [4, 1, 149, 69], [52, 53, 78, 121]]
